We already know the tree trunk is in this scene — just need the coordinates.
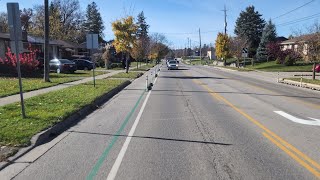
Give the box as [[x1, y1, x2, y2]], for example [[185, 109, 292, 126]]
[[313, 62, 316, 80], [126, 53, 129, 73], [137, 59, 139, 70]]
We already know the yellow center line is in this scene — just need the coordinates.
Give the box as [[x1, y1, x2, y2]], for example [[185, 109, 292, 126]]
[[183, 71, 320, 178], [198, 67, 320, 109], [262, 132, 320, 178]]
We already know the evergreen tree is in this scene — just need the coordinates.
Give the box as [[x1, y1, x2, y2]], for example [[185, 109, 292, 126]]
[[256, 19, 277, 61], [136, 11, 149, 39], [84, 1, 104, 42], [234, 6, 265, 57], [132, 11, 150, 64]]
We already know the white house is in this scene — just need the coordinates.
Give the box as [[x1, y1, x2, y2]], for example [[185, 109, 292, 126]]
[[207, 50, 216, 60]]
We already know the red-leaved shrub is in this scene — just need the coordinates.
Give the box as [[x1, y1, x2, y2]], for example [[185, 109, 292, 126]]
[[0, 45, 40, 75]]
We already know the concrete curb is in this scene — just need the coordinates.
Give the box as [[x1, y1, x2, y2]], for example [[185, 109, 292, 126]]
[[279, 79, 320, 91], [0, 80, 132, 171]]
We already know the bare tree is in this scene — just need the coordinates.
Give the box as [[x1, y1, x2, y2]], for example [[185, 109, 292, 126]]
[[0, 12, 9, 32], [294, 21, 320, 80], [20, 8, 33, 32], [230, 36, 247, 67], [149, 33, 169, 62]]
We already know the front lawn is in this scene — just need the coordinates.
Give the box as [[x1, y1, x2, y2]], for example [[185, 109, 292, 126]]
[[0, 70, 108, 97], [245, 61, 313, 72], [219, 66, 253, 72], [0, 78, 126, 147]]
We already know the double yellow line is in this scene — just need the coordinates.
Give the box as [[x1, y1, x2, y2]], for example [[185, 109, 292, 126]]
[[189, 76, 320, 178]]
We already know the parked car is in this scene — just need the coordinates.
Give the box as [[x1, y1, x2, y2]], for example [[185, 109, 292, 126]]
[[167, 60, 179, 70], [49, 59, 77, 73], [315, 64, 320, 73], [72, 59, 94, 71]]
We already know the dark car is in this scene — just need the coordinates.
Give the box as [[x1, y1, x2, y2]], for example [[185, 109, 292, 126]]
[[72, 59, 94, 70], [49, 59, 77, 73]]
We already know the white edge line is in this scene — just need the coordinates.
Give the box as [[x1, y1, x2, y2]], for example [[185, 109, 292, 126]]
[[106, 75, 158, 180]]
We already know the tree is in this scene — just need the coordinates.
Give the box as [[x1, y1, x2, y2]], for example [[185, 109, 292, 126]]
[[132, 11, 150, 68], [266, 42, 282, 61], [84, 1, 104, 42], [30, 0, 84, 43], [112, 16, 138, 73], [149, 33, 169, 62], [136, 11, 149, 39], [256, 19, 277, 61], [303, 33, 320, 80], [294, 21, 320, 80], [230, 36, 247, 67], [20, 8, 33, 32], [215, 32, 230, 66], [0, 12, 8, 32], [234, 6, 265, 57]]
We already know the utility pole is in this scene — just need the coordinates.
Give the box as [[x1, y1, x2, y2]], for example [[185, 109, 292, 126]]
[[222, 5, 227, 35], [44, 0, 50, 82], [199, 28, 202, 65], [187, 37, 189, 58], [189, 39, 192, 57]]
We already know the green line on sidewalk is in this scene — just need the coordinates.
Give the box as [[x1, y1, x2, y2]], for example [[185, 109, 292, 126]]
[[86, 90, 145, 180]]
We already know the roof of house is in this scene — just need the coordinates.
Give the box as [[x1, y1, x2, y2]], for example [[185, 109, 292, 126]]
[[280, 33, 319, 45], [275, 36, 288, 42], [27, 36, 61, 45]]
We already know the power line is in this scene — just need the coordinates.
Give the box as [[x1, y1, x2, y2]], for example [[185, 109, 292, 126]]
[[272, 0, 316, 20], [276, 12, 320, 26]]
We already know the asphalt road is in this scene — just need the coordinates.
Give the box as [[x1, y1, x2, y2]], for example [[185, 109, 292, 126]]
[[2, 62, 320, 179]]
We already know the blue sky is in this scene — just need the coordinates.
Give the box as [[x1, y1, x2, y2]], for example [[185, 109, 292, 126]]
[[1, 0, 320, 48]]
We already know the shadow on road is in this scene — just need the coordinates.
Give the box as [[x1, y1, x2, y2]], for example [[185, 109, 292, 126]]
[[160, 76, 227, 80], [69, 130, 232, 146], [164, 68, 189, 71]]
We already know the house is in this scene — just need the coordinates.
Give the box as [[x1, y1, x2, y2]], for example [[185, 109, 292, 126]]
[[207, 48, 216, 60], [0, 33, 10, 58], [275, 36, 288, 42], [0, 31, 89, 60], [280, 33, 319, 61]]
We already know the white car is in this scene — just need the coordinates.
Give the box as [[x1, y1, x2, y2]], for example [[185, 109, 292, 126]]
[[167, 60, 179, 70]]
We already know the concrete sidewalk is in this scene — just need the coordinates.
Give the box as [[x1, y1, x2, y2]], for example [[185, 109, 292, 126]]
[[0, 69, 129, 107], [0, 66, 155, 180]]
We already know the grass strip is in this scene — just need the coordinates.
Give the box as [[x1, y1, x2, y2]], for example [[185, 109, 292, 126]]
[[109, 72, 142, 79], [0, 79, 125, 147], [0, 70, 108, 97], [286, 78, 320, 85]]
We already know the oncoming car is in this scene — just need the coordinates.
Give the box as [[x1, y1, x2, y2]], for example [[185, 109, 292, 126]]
[[167, 60, 179, 70]]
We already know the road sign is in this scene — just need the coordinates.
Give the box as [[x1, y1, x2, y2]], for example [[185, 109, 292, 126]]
[[7, 3, 23, 54], [242, 48, 248, 58], [7, 3, 26, 118], [86, 34, 99, 49], [86, 33, 99, 87]]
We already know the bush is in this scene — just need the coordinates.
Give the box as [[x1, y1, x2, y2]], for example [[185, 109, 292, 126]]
[[284, 55, 296, 66], [275, 58, 281, 64], [0, 46, 40, 76]]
